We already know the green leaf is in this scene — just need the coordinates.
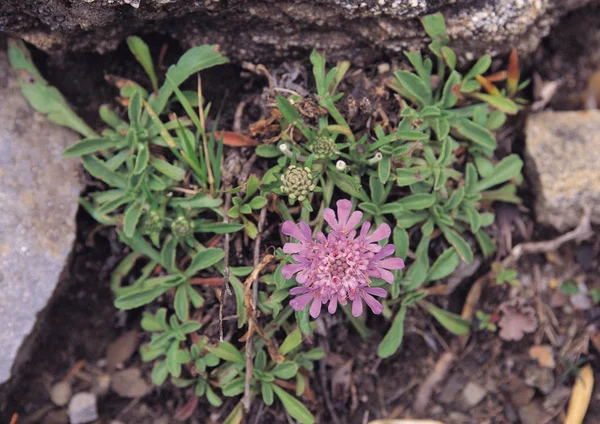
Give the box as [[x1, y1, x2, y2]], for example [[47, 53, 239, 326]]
[[174, 285, 189, 321], [471, 93, 519, 115], [420, 300, 471, 336], [358, 202, 380, 216], [206, 385, 223, 407], [127, 36, 159, 91], [328, 169, 369, 202], [256, 144, 281, 158], [151, 360, 169, 386], [170, 194, 222, 209], [63, 137, 126, 157], [185, 248, 225, 277], [427, 248, 459, 281], [474, 154, 523, 192], [194, 222, 244, 234], [222, 378, 246, 397], [82, 155, 127, 188], [421, 12, 446, 38], [378, 155, 391, 183], [149, 45, 229, 117], [271, 384, 315, 424], [150, 157, 186, 181], [123, 200, 144, 238], [279, 328, 302, 356], [249, 195, 268, 210], [271, 362, 299, 380], [455, 119, 496, 150], [114, 286, 168, 310], [439, 225, 473, 264], [8, 39, 97, 138], [441, 46, 456, 69], [475, 229, 496, 258], [463, 204, 482, 233], [393, 227, 409, 260], [395, 70, 432, 106], [440, 71, 460, 108], [464, 55, 492, 81], [262, 382, 275, 406], [392, 193, 436, 211], [206, 341, 245, 365], [378, 303, 407, 358]]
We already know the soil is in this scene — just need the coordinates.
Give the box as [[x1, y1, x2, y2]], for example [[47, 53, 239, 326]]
[[2, 5, 600, 424]]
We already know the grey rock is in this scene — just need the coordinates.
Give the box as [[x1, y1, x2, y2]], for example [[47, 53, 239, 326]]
[[68, 392, 98, 424], [0, 49, 82, 384], [50, 380, 73, 407], [524, 364, 555, 394], [526, 111, 600, 231], [0, 0, 596, 64], [460, 381, 487, 408], [111, 367, 152, 398]]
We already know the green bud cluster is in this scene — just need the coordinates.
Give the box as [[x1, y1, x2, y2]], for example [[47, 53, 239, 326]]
[[171, 216, 193, 238], [139, 211, 164, 235], [308, 135, 336, 159], [280, 166, 316, 202]]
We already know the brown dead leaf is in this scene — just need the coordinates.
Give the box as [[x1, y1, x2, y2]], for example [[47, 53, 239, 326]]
[[111, 367, 152, 399], [529, 345, 556, 369], [564, 364, 594, 424], [106, 331, 140, 371], [214, 131, 260, 147], [173, 396, 199, 421], [369, 421, 445, 424], [498, 302, 538, 341]]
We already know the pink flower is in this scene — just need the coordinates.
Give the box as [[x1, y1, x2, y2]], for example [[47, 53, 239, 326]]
[[282, 199, 405, 318]]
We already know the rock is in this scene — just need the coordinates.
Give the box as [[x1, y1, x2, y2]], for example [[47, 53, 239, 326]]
[[518, 400, 553, 424], [506, 375, 535, 407], [106, 330, 140, 371], [524, 364, 555, 395], [50, 380, 73, 407], [438, 373, 468, 404], [525, 111, 600, 231], [461, 381, 487, 408], [0, 1, 595, 63], [0, 49, 82, 385], [68, 392, 98, 424], [111, 367, 152, 399], [92, 373, 112, 396]]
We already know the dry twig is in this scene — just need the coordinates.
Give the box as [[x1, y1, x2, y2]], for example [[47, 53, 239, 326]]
[[412, 352, 455, 415]]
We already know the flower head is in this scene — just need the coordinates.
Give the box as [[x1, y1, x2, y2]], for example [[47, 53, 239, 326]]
[[280, 165, 316, 202], [308, 135, 337, 160], [282, 199, 405, 318]]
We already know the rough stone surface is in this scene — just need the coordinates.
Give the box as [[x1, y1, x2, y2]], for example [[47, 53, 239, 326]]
[[0, 0, 597, 64], [525, 110, 600, 231], [0, 49, 82, 384], [68, 392, 98, 424]]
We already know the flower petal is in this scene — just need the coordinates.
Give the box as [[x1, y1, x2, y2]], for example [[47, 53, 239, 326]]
[[299, 221, 313, 240], [371, 244, 396, 261], [362, 292, 383, 315], [351, 296, 364, 317], [367, 223, 391, 242], [290, 286, 309, 295], [336, 199, 353, 229], [323, 207, 338, 231], [378, 257, 405, 270], [282, 242, 303, 254], [290, 293, 312, 311], [343, 211, 363, 232], [363, 287, 388, 297], [360, 221, 371, 238], [282, 221, 307, 242], [328, 299, 338, 314], [309, 299, 322, 318], [282, 263, 303, 279], [377, 268, 395, 284]]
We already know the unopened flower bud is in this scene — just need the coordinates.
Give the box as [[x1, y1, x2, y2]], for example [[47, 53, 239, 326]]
[[280, 165, 316, 202], [308, 135, 336, 160], [139, 211, 164, 235], [336, 160, 347, 171], [171, 216, 193, 238]]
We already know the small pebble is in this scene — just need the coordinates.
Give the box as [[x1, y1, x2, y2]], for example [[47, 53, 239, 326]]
[[68, 392, 98, 424], [50, 381, 72, 407]]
